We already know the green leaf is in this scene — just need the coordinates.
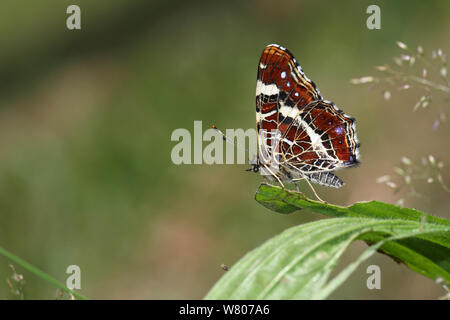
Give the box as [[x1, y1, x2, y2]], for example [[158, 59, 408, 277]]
[[254, 183, 450, 284], [255, 184, 450, 226], [254, 186, 298, 214], [205, 184, 450, 300], [205, 217, 449, 300]]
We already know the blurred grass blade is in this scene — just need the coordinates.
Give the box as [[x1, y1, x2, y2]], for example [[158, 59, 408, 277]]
[[254, 184, 450, 282], [0, 246, 88, 300], [205, 218, 449, 300]]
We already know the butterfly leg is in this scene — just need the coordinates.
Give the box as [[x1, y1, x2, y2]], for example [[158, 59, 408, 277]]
[[305, 178, 327, 203], [261, 164, 285, 189], [292, 177, 327, 203]]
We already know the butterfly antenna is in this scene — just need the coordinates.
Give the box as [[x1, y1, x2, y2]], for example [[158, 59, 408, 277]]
[[211, 125, 242, 148], [211, 125, 259, 172]]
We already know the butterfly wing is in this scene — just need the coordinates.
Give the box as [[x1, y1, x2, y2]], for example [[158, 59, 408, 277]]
[[256, 44, 322, 174], [255, 44, 360, 187], [280, 101, 360, 186], [256, 44, 322, 134]]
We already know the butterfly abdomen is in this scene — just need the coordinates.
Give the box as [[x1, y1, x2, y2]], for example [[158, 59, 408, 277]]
[[305, 172, 344, 188]]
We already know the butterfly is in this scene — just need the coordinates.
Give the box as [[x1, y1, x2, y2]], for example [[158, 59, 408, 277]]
[[254, 44, 360, 200]]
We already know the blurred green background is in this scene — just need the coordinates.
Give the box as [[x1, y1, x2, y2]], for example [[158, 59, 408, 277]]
[[0, 0, 449, 299]]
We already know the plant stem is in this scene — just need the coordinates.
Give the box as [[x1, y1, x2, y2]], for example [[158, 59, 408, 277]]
[[0, 246, 88, 300], [409, 75, 450, 93], [385, 69, 450, 93]]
